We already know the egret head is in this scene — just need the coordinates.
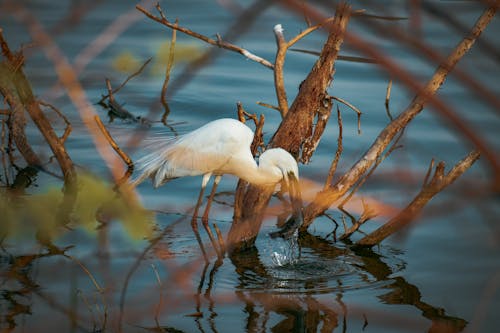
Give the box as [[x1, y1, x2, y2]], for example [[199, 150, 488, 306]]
[[260, 148, 304, 238]]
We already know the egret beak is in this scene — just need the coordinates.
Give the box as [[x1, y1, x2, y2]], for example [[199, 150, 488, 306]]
[[269, 173, 304, 239]]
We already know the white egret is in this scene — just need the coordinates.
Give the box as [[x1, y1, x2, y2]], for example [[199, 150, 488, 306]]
[[133, 118, 303, 258]]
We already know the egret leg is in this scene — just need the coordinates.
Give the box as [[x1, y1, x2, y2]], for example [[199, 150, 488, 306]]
[[201, 175, 223, 258], [191, 174, 212, 262], [202, 175, 221, 223]]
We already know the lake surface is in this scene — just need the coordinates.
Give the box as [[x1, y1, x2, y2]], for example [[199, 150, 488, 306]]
[[1, 1, 499, 332]]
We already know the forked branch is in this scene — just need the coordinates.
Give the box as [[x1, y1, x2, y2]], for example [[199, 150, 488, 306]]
[[356, 150, 481, 246], [136, 3, 274, 69], [302, 5, 498, 227]]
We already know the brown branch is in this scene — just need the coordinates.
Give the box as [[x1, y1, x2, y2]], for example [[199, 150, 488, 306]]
[[38, 101, 72, 144], [273, 24, 289, 116], [0, 35, 76, 187], [324, 106, 343, 189], [272, 15, 342, 118], [302, 5, 498, 227], [160, 18, 177, 124], [328, 95, 362, 134], [270, 3, 351, 159], [0, 28, 16, 63], [339, 198, 377, 240], [98, 58, 152, 105], [227, 2, 352, 252], [300, 97, 332, 163], [338, 129, 404, 211], [94, 115, 133, 184], [356, 150, 481, 246], [287, 17, 335, 48], [256, 101, 280, 112], [136, 4, 274, 69]]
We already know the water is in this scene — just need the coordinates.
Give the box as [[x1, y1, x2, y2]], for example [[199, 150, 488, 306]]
[[1, 1, 499, 332]]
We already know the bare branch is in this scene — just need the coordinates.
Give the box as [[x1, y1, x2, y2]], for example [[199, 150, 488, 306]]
[[227, 2, 352, 252], [136, 4, 274, 69], [303, 5, 498, 226], [328, 95, 362, 134], [287, 17, 335, 48], [325, 106, 343, 189], [98, 58, 151, 105], [38, 101, 72, 144], [339, 198, 377, 240], [356, 150, 481, 246], [94, 115, 133, 185], [161, 19, 177, 124], [273, 24, 289, 117], [256, 101, 280, 112]]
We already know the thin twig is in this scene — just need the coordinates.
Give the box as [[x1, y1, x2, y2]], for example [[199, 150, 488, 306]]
[[325, 106, 343, 189], [38, 101, 72, 144], [98, 58, 152, 105], [287, 17, 335, 48], [150, 263, 163, 327], [423, 158, 435, 187], [94, 115, 133, 184], [328, 95, 362, 134], [339, 197, 377, 240], [256, 101, 280, 111], [161, 19, 177, 124], [11, 4, 122, 183], [385, 79, 392, 108], [339, 129, 404, 209], [136, 4, 274, 69]]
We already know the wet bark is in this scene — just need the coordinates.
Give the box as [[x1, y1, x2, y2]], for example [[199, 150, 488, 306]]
[[226, 3, 351, 252]]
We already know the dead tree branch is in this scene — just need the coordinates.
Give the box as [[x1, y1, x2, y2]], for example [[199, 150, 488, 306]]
[[0, 30, 75, 185], [94, 115, 134, 185], [160, 19, 177, 124], [356, 150, 481, 246], [302, 5, 498, 228], [324, 106, 343, 189], [273, 24, 289, 116], [227, 2, 351, 251], [97, 58, 152, 105], [270, 4, 350, 162], [136, 4, 274, 69]]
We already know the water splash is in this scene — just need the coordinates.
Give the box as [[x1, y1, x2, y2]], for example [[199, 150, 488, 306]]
[[270, 229, 300, 266]]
